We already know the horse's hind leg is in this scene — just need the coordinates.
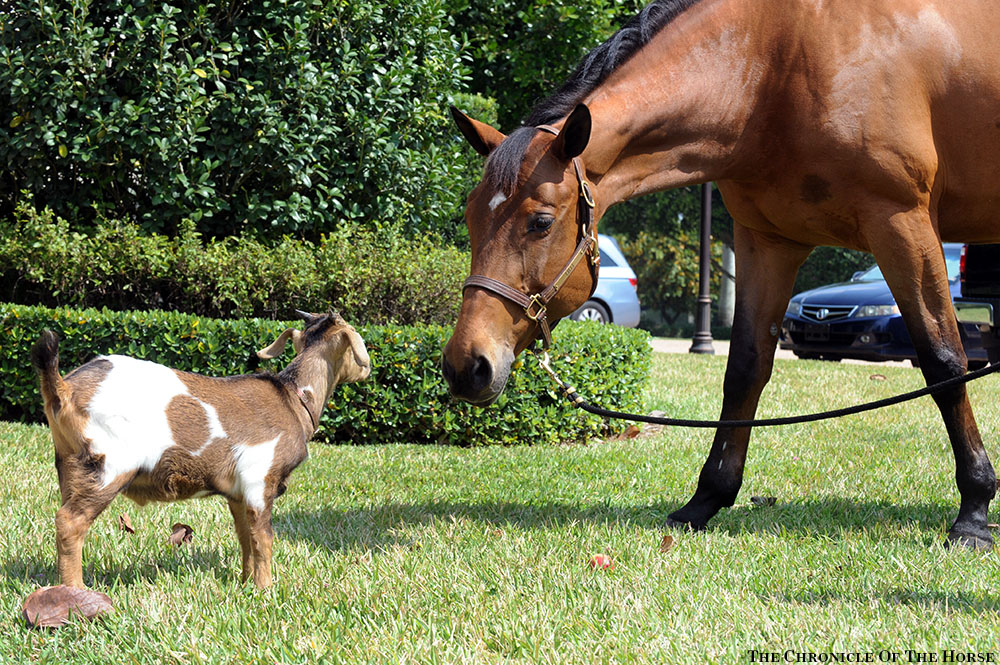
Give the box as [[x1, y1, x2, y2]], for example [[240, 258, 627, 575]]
[[868, 217, 995, 549], [668, 224, 811, 530]]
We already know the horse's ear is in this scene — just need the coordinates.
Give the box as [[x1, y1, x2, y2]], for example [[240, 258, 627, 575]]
[[451, 106, 506, 156], [552, 104, 591, 161]]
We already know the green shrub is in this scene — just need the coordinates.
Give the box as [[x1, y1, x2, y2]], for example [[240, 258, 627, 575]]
[[0, 0, 477, 239], [0, 197, 467, 325], [1, 303, 651, 445]]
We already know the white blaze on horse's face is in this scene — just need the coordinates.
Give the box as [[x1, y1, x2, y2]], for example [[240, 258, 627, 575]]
[[488, 192, 508, 211]]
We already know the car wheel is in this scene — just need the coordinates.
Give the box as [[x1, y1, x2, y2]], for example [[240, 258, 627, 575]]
[[572, 300, 611, 324]]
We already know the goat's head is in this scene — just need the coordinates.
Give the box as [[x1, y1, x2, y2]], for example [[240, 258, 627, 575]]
[[258, 310, 371, 384]]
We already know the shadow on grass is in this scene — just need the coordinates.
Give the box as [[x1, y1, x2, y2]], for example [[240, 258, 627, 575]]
[[276, 495, 963, 550], [276, 497, 1000, 614], [1, 547, 232, 589], [767, 587, 1000, 613]]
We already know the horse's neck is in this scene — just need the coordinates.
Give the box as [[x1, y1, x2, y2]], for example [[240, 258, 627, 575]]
[[583, 0, 766, 210]]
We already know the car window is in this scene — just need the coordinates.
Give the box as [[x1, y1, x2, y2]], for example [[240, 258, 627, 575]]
[[599, 248, 617, 267], [856, 246, 961, 283], [943, 246, 961, 282], [856, 265, 884, 281]]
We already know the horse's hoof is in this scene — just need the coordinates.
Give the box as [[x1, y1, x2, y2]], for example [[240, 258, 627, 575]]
[[665, 514, 707, 532], [946, 526, 994, 551]]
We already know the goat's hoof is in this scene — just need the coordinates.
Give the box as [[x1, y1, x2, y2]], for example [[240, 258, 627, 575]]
[[946, 525, 994, 551]]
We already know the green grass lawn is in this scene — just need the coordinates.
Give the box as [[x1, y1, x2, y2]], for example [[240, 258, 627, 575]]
[[2, 352, 1000, 663]]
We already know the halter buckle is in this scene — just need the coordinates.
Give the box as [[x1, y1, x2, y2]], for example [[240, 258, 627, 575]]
[[525, 295, 547, 322], [580, 180, 596, 208]]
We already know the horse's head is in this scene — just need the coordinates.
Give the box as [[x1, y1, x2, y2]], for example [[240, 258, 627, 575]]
[[442, 104, 600, 405]]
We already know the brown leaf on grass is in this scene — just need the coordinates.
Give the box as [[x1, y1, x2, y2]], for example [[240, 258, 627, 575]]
[[118, 514, 134, 534], [750, 496, 777, 507], [168, 523, 194, 546], [608, 424, 642, 442], [659, 534, 676, 553], [869, 374, 887, 381], [22, 585, 113, 629]]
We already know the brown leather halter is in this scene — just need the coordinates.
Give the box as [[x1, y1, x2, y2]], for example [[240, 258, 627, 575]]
[[462, 125, 600, 350]]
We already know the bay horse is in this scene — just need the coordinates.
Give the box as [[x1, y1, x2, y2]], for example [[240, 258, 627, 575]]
[[442, 0, 1000, 548]]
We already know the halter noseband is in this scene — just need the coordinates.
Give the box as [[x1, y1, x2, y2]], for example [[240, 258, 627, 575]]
[[462, 124, 600, 350]]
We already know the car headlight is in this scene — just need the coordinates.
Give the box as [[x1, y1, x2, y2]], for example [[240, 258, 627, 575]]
[[854, 304, 899, 318], [786, 302, 802, 317]]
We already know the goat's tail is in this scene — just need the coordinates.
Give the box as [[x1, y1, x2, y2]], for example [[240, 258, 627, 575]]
[[31, 330, 69, 417]]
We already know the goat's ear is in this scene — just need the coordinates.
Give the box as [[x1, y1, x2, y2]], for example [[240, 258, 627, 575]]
[[344, 328, 370, 375], [451, 106, 506, 157], [257, 328, 302, 359]]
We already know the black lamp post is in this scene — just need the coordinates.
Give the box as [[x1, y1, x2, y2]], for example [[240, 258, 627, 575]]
[[689, 182, 715, 354]]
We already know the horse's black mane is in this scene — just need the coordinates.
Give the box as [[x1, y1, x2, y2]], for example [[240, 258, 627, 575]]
[[485, 0, 703, 195]]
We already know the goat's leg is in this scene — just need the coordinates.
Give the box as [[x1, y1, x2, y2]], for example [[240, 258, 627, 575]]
[[227, 499, 252, 583], [55, 488, 121, 588], [668, 225, 811, 530], [867, 215, 995, 549], [245, 504, 275, 589]]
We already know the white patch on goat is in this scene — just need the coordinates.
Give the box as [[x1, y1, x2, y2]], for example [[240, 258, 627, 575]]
[[488, 192, 507, 211], [233, 436, 280, 511], [191, 398, 227, 456], [84, 356, 189, 487]]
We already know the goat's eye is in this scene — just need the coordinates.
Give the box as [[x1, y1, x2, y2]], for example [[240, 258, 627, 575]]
[[528, 215, 554, 233]]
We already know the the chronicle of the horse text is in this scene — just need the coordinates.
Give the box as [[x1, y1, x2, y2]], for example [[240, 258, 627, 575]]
[[746, 649, 996, 663]]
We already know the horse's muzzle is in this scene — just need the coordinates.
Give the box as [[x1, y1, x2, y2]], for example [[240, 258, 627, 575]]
[[441, 349, 512, 406]]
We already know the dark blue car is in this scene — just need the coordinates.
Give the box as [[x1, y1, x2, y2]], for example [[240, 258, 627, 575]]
[[780, 243, 988, 367]]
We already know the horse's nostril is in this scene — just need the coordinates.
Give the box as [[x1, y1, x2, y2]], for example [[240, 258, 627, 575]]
[[471, 355, 494, 392]]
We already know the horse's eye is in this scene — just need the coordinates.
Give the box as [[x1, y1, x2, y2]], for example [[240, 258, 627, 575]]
[[528, 215, 554, 233]]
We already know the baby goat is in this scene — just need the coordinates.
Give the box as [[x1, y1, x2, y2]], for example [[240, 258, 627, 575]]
[[31, 311, 370, 589]]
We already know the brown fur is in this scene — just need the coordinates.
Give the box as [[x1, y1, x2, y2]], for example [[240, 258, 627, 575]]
[[444, 0, 999, 548], [34, 313, 370, 588]]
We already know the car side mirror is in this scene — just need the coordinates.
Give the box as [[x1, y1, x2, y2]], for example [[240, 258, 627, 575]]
[[851, 271, 865, 281]]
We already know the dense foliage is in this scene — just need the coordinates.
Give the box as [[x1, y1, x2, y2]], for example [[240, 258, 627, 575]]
[[794, 247, 875, 294], [0, 0, 478, 239], [1, 303, 651, 445], [0, 197, 467, 324], [447, 0, 644, 130]]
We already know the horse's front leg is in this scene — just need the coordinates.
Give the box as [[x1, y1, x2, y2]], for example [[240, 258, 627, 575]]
[[668, 224, 810, 530]]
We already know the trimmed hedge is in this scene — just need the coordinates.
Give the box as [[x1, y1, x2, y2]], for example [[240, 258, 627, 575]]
[[0, 197, 467, 325], [1, 303, 651, 445]]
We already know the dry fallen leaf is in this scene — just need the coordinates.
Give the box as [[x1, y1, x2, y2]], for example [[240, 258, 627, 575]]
[[22, 586, 113, 629], [589, 554, 615, 571], [750, 496, 777, 507], [870, 374, 887, 381], [623, 425, 640, 439], [168, 523, 194, 547], [989, 523, 999, 530], [118, 514, 135, 534], [659, 534, 676, 553]]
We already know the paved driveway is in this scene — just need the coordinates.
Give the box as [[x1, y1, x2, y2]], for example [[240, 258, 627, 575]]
[[649, 338, 910, 367]]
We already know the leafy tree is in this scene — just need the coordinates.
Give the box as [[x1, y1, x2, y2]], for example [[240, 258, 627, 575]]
[[447, 0, 645, 130], [1, 0, 478, 239]]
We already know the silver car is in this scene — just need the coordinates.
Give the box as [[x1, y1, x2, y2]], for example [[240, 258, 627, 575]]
[[570, 234, 641, 326]]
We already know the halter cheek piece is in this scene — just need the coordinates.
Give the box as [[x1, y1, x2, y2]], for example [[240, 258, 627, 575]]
[[462, 125, 600, 350]]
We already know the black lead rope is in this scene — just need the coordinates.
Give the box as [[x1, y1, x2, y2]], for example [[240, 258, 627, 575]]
[[532, 350, 1000, 428]]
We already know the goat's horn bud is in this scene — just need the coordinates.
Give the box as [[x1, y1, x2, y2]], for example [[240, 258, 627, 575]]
[[294, 309, 317, 323]]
